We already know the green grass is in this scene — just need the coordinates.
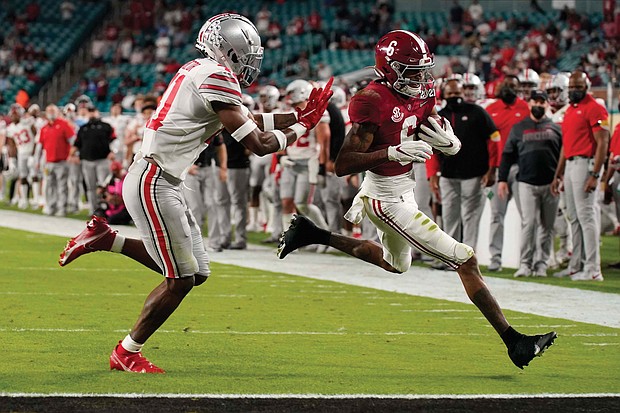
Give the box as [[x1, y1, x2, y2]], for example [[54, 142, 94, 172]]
[[0, 227, 618, 395]]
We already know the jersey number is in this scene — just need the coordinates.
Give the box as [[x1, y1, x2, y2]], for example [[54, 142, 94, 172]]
[[400, 115, 418, 143], [146, 73, 186, 131]]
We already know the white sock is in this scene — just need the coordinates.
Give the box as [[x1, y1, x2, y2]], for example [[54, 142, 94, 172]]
[[110, 234, 125, 253], [20, 184, 29, 202], [121, 334, 143, 353], [301, 204, 329, 230], [248, 207, 259, 228], [32, 181, 41, 203], [282, 213, 294, 230]]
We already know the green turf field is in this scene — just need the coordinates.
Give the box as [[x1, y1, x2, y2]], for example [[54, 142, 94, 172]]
[[0, 227, 618, 395]]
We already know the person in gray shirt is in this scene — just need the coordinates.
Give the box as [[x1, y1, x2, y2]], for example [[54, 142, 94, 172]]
[[497, 90, 562, 277]]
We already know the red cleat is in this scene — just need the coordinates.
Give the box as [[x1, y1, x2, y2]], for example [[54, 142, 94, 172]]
[[59, 216, 117, 266], [110, 341, 165, 374]]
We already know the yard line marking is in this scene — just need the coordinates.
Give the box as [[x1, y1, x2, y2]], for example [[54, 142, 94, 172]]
[[1, 392, 619, 399], [583, 343, 619, 346], [4, 328, 616, 339]]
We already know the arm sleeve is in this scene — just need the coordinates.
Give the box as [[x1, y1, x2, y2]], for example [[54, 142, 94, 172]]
[[198, 68, 243, 106], [589, 103, 610, 133], [348, 92, 381, 126], [425, 152, 441, 177]]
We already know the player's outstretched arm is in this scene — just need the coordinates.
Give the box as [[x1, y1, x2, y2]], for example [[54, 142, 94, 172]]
[[214, 92, 331, 156]]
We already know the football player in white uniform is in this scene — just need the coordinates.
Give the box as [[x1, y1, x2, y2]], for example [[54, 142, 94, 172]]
[[248, 84, 281, 235], [517, 68, 540, 100], [280, 79, 330, 235], [5, 104, 37, 209], [59, 13, 333, 373]]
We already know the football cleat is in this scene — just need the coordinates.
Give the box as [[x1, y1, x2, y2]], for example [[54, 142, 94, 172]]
[[59, 215, 117, 266], [508, 331, 557, 369], [110, 341, 165, 374], [277, 214, 324, 259]]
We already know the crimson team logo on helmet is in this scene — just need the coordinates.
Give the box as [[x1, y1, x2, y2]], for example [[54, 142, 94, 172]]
[[374, 30, 435, 99], [196, 13, 264, 88]]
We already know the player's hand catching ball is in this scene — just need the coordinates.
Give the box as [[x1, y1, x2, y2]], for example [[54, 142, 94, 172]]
[[387, 140, 433, 165], [418, 116, 461, 156]]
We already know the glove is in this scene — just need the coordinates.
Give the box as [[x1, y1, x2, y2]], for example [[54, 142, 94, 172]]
[[418, 117, 461, 156], [296, 77, 334, 130], [387, 140, 433, 165], [279, 155, 295, 167]]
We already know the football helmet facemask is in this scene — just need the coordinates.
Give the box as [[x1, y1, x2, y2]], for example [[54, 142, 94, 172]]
[[196, 13, 264, 88], [374, 30, 435, 99]]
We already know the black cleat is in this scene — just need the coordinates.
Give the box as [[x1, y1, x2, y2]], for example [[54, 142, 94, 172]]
[[508, 331, 557, 369], [277, 214, 326, 259]]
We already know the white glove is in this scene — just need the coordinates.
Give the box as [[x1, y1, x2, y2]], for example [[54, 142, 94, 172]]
[[387, 140, 433, 165], [418, 117, 461, 156], [279, 155, 295, 168]]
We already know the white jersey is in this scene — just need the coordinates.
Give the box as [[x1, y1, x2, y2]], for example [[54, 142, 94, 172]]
[[550, 105, 568, 124], [139, 58, 243, 180], [286, 111, 330, 161], [6, 119, 36, 156]]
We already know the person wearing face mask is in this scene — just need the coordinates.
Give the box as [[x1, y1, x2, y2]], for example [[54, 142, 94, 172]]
[[551, 71, 610, 282], [38, 104, 76, 216], [425, 79, 500, 270], [484, 75, 531, 271], [497, 91, 562, 278]]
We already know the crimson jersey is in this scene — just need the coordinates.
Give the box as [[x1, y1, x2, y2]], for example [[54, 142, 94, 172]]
[[348, 81, 434, 176]]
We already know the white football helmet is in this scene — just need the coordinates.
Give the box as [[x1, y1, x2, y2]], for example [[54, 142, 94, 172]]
[[461, 73, 484, 102], [259, 85, 280, 111], [285, 79, 312, 105], [546, 73, 569, 108], [242, 94, 256, 110], [195, 13, 264, 88], [518, 68, 540, 99]]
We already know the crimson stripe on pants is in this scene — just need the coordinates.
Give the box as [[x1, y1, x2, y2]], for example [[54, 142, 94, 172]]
[[371, 199, 457, 269], [142, 163, 176, 277]]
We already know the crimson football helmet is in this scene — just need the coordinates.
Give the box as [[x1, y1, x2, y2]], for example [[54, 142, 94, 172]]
[[374, 30, 435, 99]]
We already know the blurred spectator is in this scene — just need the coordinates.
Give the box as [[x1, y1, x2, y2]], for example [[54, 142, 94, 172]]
[[316, 63, 333, 81], [25, 2, 40, 22], [551, 71, 609, 281], [308, 10, 323, 33], [39, 104, 75, 216], [468, 0, 483, 25], [71, 104, 116, 215], [256, 5, 271, 36], [60, 1, 75, 22], [266, 34, 282, 50], [95, 161, 131, 225], [427, 79, 499, 270], [450, 0, 464, 26], [498, 91, 561, 278]]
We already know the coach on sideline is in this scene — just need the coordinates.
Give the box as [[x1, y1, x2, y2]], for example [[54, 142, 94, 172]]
[[70, 104, 116, 215], [551, 71, 610, 282], [498, 90, 562, 278], [427, 78, 500, 270], [39, 104, 75, 216]]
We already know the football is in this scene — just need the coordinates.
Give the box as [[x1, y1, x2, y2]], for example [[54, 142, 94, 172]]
[[417, 114, 445, 139]]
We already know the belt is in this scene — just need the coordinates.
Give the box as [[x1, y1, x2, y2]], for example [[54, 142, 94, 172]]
[[567, 155, 592, 161]]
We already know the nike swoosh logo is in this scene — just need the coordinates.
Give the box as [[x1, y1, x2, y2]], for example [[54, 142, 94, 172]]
[[434, 142, 454, 148]]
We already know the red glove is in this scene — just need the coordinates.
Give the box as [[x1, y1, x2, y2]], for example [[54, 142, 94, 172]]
[[296, 77, 334, 130]]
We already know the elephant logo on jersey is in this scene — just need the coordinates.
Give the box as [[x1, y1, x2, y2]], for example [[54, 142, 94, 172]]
[[391, 107, 404, 123]]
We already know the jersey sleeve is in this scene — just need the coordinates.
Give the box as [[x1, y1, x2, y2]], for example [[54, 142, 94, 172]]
[[610, 124, 620, 157], [348, 91, 381, 126], [198, 68, 243, 106], [588, 102, 609, 133]]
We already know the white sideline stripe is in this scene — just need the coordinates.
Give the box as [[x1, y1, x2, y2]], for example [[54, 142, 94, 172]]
[[1, 210, 620, 328], [1, 328, 618, 338], [1, 392, 619, 399]]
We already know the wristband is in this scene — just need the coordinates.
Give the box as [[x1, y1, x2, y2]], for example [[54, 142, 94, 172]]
[[262, 113, 275, 131], [589, 170, 600, 179], [289, 122, 307, 139], [272, 130, 288, 151], [230, 119, 257, 142]]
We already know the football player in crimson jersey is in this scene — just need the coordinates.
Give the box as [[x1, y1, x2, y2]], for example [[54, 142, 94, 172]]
[[278, 30, 557, 369], [59, 13, 332, 373]]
